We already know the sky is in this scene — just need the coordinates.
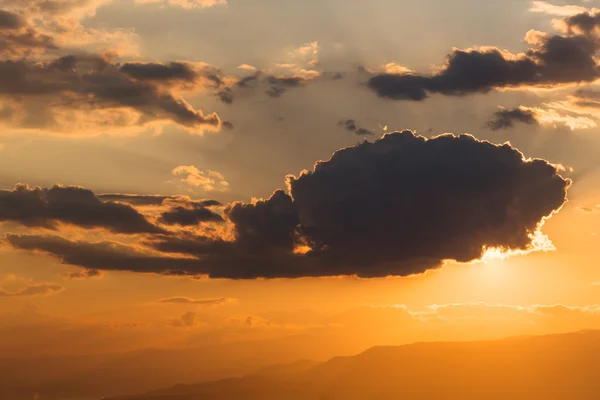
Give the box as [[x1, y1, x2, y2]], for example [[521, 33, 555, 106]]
[[2, 0, 600, 373]]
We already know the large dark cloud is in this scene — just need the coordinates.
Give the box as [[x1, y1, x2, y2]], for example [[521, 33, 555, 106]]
[[286, 131, 568, 271], [6, 131, 570, 279], [368, 16, 600, 101], [0, 184, 164, 234], [486, 107, 539, 130]]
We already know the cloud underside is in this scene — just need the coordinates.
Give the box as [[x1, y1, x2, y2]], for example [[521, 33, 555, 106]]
[[5, 131, 569, 279], [0, 184, 164, 234]]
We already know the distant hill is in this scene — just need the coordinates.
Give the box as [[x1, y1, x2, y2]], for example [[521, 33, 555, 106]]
[[0, 334, 356, 400], [108, 330, 600, 400]]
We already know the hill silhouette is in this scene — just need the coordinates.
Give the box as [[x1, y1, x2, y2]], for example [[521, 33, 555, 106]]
[[108, 330, 600, 400]]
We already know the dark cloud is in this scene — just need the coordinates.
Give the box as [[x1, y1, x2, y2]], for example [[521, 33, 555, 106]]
[[5, 234, 204, 274], [0, 184, 164, 234], [0, 9, 56, 57], [368, 18, 600, 101], [286, 131, 568, 273], [0, 10, 25, 29], [235, 72, 261, 88], [225, 190, 299, 254], [159, 205, 224, 227], [565, 11, 600, 36], [97, 194, 171, 206], [325, 72, 345, 80], [119, 62, 238, 106], [6, 131, 570, 279], [339, 119, 374, 135], [0, 55, 220, 131], [97, 194, 221, 208], [217, 87, 234, 104], [222, 120, 234, 130], [486, 107, 539, 130], [265, 75, 309, 97], [61, 268, 103, 280], [119, 61, 199, 84], [159, 297, 235, 306], [0, 282, 64, 297], [577, 205, 600, 213]]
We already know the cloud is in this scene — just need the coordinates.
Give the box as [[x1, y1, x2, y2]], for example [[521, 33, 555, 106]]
[[529, 1, 589, 17], [0, 278, 64, 297], [5, 234, 207, 274], [119, 61, 202, 84], [61, 269, 104, 280], [226, 190, 299, 254], [265, 75, 311, 98], [0, 9, 56, 57], [169, 311, 197, 328], [159, 203, 224, 226], [367, 14, 600, 101], [486, 107, 540, 130], [285, 131, 568, 274], [564, 10, 600, 35], [578, 205, 600, 213], [3, 0, 139, 55], [339, 119, 374, 135], [172, 165, 230, 192], [5, 131, 570, 279], [134, 0, 226, 10], [0, 10, 25, 29], [0, 53, 222, 135], [159, 297, 236, 306], [515, 90, 600, 130], [0, 184, 164, 234], [97, 194, 173, 206]]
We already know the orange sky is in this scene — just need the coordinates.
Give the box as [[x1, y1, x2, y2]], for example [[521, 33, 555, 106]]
[[0, 0, 600, 378]]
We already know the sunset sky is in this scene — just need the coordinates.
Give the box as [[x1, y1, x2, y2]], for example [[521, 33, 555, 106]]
[[2, 0, 600, 364]]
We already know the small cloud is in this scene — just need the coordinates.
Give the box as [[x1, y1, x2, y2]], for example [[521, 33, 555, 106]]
[[172, 165, 229, 192], [159, 297, 237, 306], [61, 269, 104, 280], [578, 205, 600, 213], [0, 276, 64, 298], [339, 119, 373, 135], [384, 63, 412, 75], [170, 311, 197, 328], [238, 64, 258, 72], [486, 107, 539, 130], [529, 1, 588, 17]]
